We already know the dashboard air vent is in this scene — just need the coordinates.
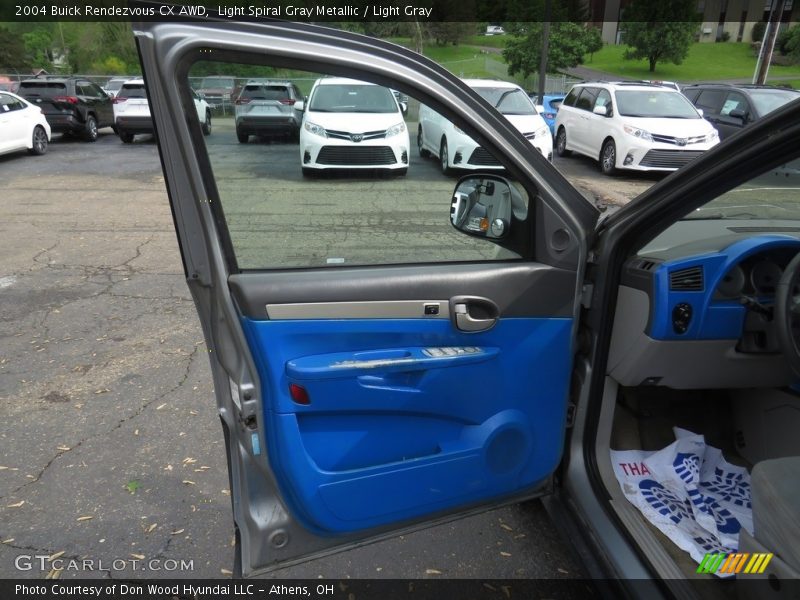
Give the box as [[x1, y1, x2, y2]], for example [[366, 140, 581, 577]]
[[669, 266, 704, 291]]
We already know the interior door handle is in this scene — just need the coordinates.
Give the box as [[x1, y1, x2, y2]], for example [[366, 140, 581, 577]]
[[450, 296, 499, 333]]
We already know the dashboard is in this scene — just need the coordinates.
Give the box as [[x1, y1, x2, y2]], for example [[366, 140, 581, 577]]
[[608, 230, 800, 389]]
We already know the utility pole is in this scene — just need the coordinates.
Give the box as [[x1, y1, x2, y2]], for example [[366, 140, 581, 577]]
[[755, 0, 787, 85], [537, 0, 552, 103]]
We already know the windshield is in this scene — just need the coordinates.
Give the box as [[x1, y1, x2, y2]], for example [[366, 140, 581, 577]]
[[309, 84, 398, 113], [748, 90, 800, 116], [615, 90, 699, 119], [201, 77, 234, 89], [473, 87, 535, 115], [682, 158, 800, 221]]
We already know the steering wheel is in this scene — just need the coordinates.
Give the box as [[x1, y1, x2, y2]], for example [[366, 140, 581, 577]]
[[775, 252, 800, 376]]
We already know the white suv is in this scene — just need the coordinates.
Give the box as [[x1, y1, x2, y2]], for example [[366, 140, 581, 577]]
[[554, 82, 719, 175], [300, 77, 410, 176], [114, 79, 211, 143], [418, 79, 552, 175]]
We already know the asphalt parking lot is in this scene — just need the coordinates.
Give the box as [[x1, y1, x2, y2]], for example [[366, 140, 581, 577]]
[[0, 118, 664, 581]]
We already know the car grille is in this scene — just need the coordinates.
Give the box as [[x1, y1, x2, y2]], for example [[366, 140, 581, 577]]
[[316, 146, 397, 165], [326, 129, 387, 142], [639, 149, 703, 169], [467, 147, 501, 166], [651, 133, 708, 146]]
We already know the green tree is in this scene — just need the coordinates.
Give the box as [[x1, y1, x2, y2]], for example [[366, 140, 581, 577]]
[[22, 27, 54, 71], [784, 25, 800, 62], [621, 0, 700, 73], [0, 26, 29, 71], [504, 22, 599, 77]]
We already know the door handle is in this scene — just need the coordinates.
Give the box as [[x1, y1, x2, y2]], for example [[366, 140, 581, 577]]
[[450, 296, 499, 333]]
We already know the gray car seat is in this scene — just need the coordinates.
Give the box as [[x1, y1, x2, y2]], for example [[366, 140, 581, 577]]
[[738, 457, 800, 599]]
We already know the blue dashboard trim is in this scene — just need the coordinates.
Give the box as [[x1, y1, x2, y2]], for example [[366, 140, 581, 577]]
[[650, 235, 800, 340]]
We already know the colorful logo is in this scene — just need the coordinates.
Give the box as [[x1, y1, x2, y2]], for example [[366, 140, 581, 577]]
[[697, 552, 773, 575]]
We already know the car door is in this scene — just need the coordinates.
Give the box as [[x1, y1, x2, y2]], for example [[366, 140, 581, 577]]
[[570, 87, 598, 156], [89, 82, 114, 126], [716, 91, 752, 137], [586, 89, 613, 158], [134, 19, 597, 577]]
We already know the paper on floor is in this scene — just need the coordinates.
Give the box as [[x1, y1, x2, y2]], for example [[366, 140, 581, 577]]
[[611, 428, 753, 577]]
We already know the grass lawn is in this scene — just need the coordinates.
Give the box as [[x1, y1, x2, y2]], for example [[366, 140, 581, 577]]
[[384, 37, 511, 80], [584, 42, 800, 81], [463, 34, 508, 48]]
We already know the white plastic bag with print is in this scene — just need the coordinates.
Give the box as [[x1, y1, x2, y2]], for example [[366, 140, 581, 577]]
[[610, 428, 752, 576]]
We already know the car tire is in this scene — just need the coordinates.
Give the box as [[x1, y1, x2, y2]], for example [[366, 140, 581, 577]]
[[84, 115, 98, 142], [440, 138, 452, 175], [119, 131, 134, 144], [600, 139, 617, 176], [29, 125, 48, 155], [555, 127, 571, 157], [236, 128, 248, 143], [202, 111, 211, 135], [417, 126, 430, 158]]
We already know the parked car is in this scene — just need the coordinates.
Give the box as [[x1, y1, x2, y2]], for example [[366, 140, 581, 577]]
[[419, 79, 552, 174], [299, 77, 409, 176], [17, 76, 114, 142], [138, 20, 800, 594], [234, 80, 304, 143], [555, 81, 720, 175], [682, 83, 800, 140], [197, 75, 236, 110], [103, 77, 131, 98], [114, 78, 211, 143], [532, 93, 565, 136], [0, 90, 50, 157], [485, 25, 505, 35]]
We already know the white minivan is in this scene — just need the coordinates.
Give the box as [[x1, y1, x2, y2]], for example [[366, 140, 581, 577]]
[[554, 82, 720, 175]]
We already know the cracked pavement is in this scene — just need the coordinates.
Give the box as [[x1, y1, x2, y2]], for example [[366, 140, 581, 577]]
[[0, 122, 654, 583]]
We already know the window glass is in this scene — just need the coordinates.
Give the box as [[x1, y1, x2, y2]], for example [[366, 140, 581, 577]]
[[678, 157, 800, 222], [748, 89, 800, 117], [471, 86, 535, 115], [695, 89, 726, 113], [595, 89, 612, 110], [117, 84, 147, 99], [190, 61, 529, 270], [0, 93, 24, 111], [720, 92, 748, 116], [615, 90, 699, 118], [575, 88, 597, 111], [17, 82, 67, 96], [563, 87, 580, 107]]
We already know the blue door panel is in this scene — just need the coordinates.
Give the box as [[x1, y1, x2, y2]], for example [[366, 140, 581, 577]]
[[241, 316, 573, 533]]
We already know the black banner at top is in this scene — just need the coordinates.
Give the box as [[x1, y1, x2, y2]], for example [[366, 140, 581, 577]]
[[3, 0, 593, 23]]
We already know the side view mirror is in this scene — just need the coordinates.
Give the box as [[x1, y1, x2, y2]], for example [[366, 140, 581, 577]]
[[729, 108, 747, 121], [399, 101, 408, 116], [450, 175, 525, 240], [696, 108, 704, 117], [535, 105, 544, 114], [593, 105, 608, 116], [294, 100, 304, 111]]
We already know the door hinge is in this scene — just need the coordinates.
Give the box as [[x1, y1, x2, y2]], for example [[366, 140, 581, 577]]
[[580, 283, 594, 309], [565, 402, 577, 428]]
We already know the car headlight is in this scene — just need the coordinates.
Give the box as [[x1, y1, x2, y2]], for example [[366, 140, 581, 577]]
[[385, 122, 406, 138], [535, 125, 550, 138], [623, 125, 653, 142], [708, 130, 719, 142], [303, 121, 327, 138]]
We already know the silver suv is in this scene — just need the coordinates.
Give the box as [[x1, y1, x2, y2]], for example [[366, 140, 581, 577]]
[[234, 80, 305, 143]]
